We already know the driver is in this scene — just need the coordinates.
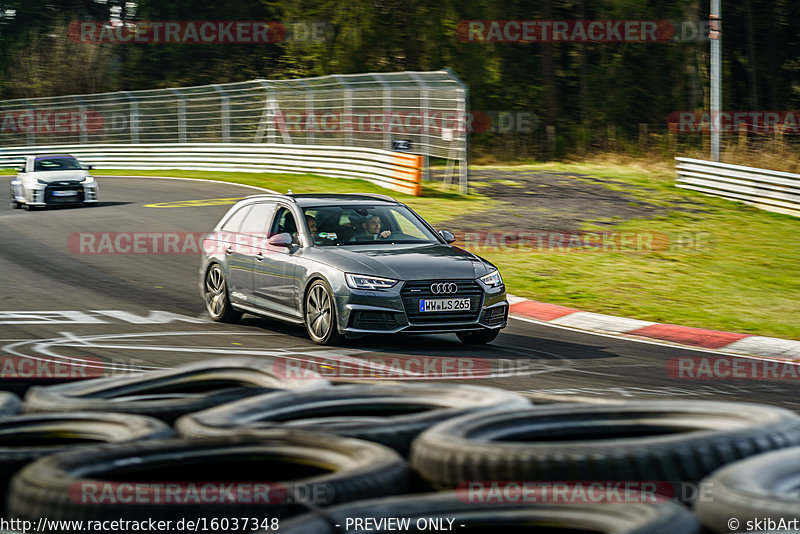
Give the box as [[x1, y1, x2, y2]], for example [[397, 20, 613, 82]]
[[351, 215, 392, 241]]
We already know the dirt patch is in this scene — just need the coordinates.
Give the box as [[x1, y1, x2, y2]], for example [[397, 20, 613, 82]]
[[431, 168, 699, 232]]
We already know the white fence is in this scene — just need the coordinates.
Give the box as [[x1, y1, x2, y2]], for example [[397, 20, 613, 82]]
[[0, 70, 468, 192], [0, 143, 424, 196], [675, 157, 800, 217]]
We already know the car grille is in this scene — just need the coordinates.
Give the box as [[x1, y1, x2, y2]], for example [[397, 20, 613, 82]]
[[401, 279, 483, 324], [45, 182, 84, 204]]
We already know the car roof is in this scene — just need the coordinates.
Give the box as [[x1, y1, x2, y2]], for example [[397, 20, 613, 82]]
[[243, 193, 401, 207], [33, 154, 76, 160]]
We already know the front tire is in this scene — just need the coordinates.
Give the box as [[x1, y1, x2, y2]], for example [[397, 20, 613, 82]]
[[203, 264, 242, 323], [9, 191, 20, 209], [305, 280, 343, 345], [456, 329, 500, 345]]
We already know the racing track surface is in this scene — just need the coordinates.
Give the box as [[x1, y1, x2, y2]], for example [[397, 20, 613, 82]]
[[2, 176, 798, 408]]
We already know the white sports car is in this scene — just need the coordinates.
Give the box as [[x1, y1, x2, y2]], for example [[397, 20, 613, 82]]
[[9, 154, 98, 210]]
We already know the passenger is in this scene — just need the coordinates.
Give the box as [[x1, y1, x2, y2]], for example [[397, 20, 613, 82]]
[[305, 214, 319, 243]]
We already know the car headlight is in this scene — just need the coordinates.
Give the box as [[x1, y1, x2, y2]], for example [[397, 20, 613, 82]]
[[480, 270, 504, 288], [36, 179, 48, 185], [82, 176, 94, 184], [345, 273, 399, 290]]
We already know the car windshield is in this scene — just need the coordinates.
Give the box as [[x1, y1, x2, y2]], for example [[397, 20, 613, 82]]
[[33, 157, 82, 171], [302, 205, 440, 246]]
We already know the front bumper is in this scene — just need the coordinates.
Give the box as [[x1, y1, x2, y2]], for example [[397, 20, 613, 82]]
[[335, 278, 508, 335], [24, 182, 98, 206]]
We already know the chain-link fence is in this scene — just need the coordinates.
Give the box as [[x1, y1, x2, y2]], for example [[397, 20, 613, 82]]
[[0, 70, 468, 190]]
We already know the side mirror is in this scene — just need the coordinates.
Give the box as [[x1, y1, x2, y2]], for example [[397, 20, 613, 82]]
[[86, 165, 93, 171], [267, 232, 293, 247], [18, 166, 25, 173], [439, 230, 456, 244]]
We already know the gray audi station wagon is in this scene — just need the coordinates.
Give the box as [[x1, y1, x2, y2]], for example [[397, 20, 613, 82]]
[[199, 193, 508, 345]]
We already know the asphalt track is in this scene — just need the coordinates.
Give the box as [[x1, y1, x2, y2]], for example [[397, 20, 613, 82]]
[[2, 176, 798, 409]]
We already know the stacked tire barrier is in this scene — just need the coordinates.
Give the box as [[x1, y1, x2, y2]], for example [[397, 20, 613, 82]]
[[0, 357, 797, 533]]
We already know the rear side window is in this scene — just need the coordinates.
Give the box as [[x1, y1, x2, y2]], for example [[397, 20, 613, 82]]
[[220, 205, 252, 232], [240, 202, 276, 236]]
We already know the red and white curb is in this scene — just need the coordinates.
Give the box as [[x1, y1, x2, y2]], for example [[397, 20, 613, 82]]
[[507, 295, 800, 361]]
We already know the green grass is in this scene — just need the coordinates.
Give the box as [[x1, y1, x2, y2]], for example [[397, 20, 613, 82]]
[[11, 165, 800, 339], [466, 163, 800, 340]]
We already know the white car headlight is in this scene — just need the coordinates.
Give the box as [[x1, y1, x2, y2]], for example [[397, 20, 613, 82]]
[[82, 176, 95, 184], [345, 273, 399, 290], [480, 270, 503, 287]]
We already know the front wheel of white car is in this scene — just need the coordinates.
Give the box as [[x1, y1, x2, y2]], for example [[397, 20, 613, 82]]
[[9, 191, 20, 209]]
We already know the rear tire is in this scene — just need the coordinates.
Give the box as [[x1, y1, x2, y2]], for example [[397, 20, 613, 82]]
[[305, 280, 343, 345], [203, 263, 242, 323], [456, 329, 499, 344]]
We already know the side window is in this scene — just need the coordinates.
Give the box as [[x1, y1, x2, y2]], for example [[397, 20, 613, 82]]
[[270, 207, 298, 237], [239, 202, 276, 236], [220, 205, 252, 232]]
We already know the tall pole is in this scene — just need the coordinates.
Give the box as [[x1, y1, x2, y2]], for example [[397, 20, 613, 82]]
[[710, 0, 721, 161]]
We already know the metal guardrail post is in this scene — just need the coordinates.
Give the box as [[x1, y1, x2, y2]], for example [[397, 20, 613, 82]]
[[73, 96, 88, 144], [296, 80, 313, 145], [375, 75, 392, 151], [334, 75, 353, 147], [123, 92, 139, 144], [212, 85, 231, 143], [169, 88, 187, 143], [445, 68, 470, 195], [407, 71, 431, 182], [21, 100, 35, 146]]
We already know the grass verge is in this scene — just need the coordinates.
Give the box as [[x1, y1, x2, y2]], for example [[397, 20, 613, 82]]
[[91, 169, 495, 227], [463, 163, 800, 340]]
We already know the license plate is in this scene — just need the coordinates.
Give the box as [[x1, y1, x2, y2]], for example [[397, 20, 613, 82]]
[[419, 298, 470, 312], [52, 190, 78, 197]]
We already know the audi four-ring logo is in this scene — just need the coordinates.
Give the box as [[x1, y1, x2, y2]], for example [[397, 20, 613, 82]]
[[430, 282, 458, 294]]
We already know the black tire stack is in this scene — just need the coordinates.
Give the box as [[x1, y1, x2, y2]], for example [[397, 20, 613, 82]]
[[0, 357, 796, 533]]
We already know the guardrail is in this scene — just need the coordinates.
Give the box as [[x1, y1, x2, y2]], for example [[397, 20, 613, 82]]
[[0, 143, 423, 196], [675, 157, 800, 217]]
